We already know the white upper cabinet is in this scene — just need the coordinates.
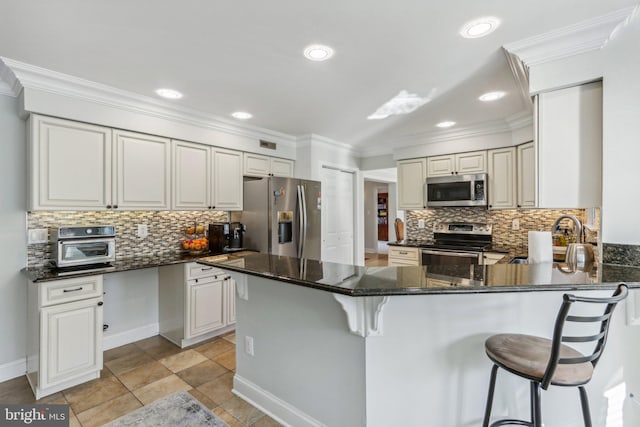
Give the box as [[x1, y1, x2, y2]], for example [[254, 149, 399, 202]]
[[212, 148, 243, 210], [537, 81, 602, 208], [270, 157, 295, 177], [427, 151, 486, 177], [172, 140, 210, 210], [113, 130, 171, 209], [397, 158, 427, 210], [488, 147, 517, 209], [29, 115, 112, 210], [517, 142, 536, 208], [243, 153, 294, 177]]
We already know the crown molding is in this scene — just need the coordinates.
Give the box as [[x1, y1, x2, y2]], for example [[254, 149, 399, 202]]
[[0, 57, 297, 147], [0, 60, 22, 97], [502, 48, 532, 106], [506, 110, 534, 131], [503, 7, 636, 67], [297, 133, 359, 153]]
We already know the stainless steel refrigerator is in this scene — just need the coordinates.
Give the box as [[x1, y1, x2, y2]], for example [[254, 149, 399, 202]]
[[232, 177, 322, 260]]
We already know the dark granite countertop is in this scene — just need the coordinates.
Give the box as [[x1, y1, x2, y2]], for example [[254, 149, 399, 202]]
[[198, 253, 640, 296], [387, 240, 510, 254], [22, 250, 257, 282]]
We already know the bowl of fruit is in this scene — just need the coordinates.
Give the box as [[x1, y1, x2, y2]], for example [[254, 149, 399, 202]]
[[182, 224, 208, 255]]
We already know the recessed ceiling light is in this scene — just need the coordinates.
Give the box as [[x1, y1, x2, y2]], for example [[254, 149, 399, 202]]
[[231, 111, 253, 120], [436, 121, 456, 128], [460, 17, 501, 39], [479, 91, 506, 102], [155, 88, 183, 99], [303, 44, 334, 61]]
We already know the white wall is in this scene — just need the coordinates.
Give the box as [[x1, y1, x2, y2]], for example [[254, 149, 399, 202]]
[[387, 183, 398, 242], [0, 94, 27, 378], [364, 181, 379, 252], [601, 10, 640, 244]]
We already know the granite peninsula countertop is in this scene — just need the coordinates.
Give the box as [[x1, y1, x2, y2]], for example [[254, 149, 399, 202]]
[[22, 250, 257, 282], [198, 253, 640, 296]]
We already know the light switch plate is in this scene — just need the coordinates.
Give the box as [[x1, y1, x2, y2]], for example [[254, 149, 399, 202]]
[[137, 224, 148, 238], [418, 219, 425, 229], [27, 228, 48, 244]]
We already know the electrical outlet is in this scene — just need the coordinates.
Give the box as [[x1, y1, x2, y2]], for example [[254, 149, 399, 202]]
[[418, 219, 425, 229], [27, 228, 48, 244], [512, 219, 520, 231], [137, 224, 148, 238], [245, 336, 254, 356]]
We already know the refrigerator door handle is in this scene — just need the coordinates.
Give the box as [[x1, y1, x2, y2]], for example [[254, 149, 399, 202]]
[[297, 185, 304, 258], [300, 184, 308, 259]]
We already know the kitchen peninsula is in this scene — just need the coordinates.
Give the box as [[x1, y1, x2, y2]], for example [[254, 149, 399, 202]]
[[199, 253, 640, 427]]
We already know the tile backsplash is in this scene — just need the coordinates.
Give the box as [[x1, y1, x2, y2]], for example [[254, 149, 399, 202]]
[[27, 210, 228, 267], [405, 208, 596, 256]]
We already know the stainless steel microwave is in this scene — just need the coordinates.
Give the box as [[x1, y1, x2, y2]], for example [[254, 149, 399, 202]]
[[425, 173, 487, 207]]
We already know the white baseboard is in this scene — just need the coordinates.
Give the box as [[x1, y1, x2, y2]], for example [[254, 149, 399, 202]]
[[365, 248, 377, 254], [0, 358, 26, 382], [103, 323, 159, 351], [232, 374, 325, 427]]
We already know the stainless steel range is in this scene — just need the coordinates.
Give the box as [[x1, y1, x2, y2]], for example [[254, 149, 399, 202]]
[[420, 222, 492, 265]]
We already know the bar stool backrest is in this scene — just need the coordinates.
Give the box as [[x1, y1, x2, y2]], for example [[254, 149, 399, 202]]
[[541, 284, 629, 389]]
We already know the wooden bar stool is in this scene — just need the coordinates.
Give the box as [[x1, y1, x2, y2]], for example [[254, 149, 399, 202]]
[[482, 284, 628, 427]]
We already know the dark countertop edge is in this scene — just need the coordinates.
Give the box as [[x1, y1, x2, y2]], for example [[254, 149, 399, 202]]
[[196, 259, 639, 297], [387, 241, 510, 254], [22, 252, 225, 282]]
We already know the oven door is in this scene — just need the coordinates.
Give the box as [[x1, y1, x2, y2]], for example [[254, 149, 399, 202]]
[[56, 238, 116, 267], [421, 249, 481, 265]]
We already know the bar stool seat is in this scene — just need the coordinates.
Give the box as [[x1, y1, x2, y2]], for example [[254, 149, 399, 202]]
[[482, 284, 628, 427], [486, 334, 593, 386]]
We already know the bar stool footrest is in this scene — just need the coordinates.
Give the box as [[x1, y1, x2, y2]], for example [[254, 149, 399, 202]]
[[490, 419, 533, 427]]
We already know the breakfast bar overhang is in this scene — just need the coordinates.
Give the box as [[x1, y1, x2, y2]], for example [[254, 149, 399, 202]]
[[199, 254, 640, 427]]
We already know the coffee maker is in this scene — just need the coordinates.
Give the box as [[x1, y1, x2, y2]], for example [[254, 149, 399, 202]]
[[208, 222, 245, 253]]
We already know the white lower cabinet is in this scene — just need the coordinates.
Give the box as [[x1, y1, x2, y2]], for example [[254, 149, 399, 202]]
[[159, 263, 236, 348], [27, 276, 104, 400], [388, 246, 421, 266]]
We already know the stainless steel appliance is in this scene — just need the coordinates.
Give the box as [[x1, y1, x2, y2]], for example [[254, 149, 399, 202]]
[[425, 173, 487, 207], [233, 177, 321, 260], [51, 225, 116, 268], [420, 222, 492, 265]]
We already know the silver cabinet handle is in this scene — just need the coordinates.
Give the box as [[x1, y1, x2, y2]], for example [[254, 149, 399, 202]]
[[63, 287, 83, 293], [201, 267, 213, 271], [399, 251, 408, 255]]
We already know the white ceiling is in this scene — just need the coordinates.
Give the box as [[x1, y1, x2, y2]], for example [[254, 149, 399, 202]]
[[0, 1, 637, 155]]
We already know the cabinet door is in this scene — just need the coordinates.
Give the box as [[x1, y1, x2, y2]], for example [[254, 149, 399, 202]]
[[243, 153, 270, 177], [397, 158, 427, 209], [212, 149, 243, 210], [187, 277, 225, 339], [270, 158, 294, 177], [488, 147, 516, 209], [456, 151, 487, 174], [427, 155, 455, 177], [172, 140, 210, 210], [517, 142, 536, 208], [225, 277, 236, 325], [114, 130, 171, 209], [40, 298, 103, 389], [30, 115, 112, 210], [537, 82, 602, 208]]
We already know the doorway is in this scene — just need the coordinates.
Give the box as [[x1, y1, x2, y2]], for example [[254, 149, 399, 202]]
[[321, 165, 355, 265]]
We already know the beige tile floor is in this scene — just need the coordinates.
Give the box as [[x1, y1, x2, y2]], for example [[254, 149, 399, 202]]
[[364, 252, 389, 266], [0, 332, 282, 427]]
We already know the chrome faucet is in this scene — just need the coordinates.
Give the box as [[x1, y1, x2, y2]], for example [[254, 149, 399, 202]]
[[551, 215, 583, 243]]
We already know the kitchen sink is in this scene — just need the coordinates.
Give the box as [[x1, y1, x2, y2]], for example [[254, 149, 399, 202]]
[[508, 256, 528, 264]]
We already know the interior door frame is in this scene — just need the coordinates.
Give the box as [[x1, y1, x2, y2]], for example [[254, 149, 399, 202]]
[[320, 162, 362, 265]]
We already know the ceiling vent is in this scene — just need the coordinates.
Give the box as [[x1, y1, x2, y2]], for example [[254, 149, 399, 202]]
[[260, 140, 277, 150]]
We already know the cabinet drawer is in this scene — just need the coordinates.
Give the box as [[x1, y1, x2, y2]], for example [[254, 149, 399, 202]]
[[388, 247, 420, 261], [186, 263, 225, 280], [40, 276, 103, 307]]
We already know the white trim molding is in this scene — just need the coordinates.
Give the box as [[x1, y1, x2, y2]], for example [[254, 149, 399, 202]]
[[103, 323, 159, 351], [503, 7, 636, 67], [0, 358, 26, 382], [0, 57, 297, 148], [233, 374, 326, 427], [0, 59, 21, 97]]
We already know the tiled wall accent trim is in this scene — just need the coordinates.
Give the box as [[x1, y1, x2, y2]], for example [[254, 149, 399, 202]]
[[603, 243, 640, 267], [27, 210, 228, 267], [405, 208, 591, 256]]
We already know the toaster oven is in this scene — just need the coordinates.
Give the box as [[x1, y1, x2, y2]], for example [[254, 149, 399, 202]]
[[51, 225, 116, 268]]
